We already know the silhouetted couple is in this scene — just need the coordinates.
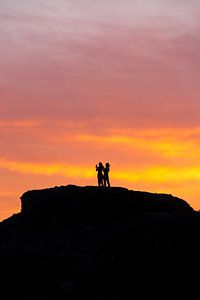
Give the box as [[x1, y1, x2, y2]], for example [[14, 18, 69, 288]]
[[96, 162, 111, 187]]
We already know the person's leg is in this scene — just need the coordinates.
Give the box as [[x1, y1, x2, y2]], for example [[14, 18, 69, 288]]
[[99, 175, 104, 186], [98, 176, 101, 186]]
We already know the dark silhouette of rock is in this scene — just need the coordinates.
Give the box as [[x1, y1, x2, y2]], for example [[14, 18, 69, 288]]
[[0, 185, 199, 299], [20, 185, 192, 223]]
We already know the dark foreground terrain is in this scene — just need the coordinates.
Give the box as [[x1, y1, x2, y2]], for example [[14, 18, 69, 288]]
[[0, 185, 200, 299]]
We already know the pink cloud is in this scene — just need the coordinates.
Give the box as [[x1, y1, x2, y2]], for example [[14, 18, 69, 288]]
[[0, 8, 200, 127]]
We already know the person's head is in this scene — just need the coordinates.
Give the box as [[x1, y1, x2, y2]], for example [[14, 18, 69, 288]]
[[99, 162, 103, 167], [106, 162, 110, 168]]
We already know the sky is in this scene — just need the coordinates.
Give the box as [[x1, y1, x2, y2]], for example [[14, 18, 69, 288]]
[[0, 0, 200, 220]]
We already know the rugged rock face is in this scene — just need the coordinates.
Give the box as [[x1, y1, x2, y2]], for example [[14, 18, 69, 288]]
[[20, 185, 193, 223], [0, 185, 199, 299]]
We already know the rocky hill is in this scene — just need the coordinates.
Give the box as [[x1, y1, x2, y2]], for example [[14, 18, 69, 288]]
[[0, 185, 199, 299]]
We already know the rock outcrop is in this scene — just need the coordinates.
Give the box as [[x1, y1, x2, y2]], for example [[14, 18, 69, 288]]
[[20, 185, 193, 223], [0, 185, 199, 299]]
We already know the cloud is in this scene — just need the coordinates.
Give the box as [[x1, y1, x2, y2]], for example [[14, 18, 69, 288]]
[[1, 157, 200, 187], [1, 29, 200, 128], [75, 127, 200, 161], [0, 158, 94, 178]]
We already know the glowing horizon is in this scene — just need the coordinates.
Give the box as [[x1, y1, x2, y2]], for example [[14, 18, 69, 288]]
[[0, 0, 200, 220]]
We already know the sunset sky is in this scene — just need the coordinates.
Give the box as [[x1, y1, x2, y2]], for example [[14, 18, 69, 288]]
[[0, 0, 200, 220]]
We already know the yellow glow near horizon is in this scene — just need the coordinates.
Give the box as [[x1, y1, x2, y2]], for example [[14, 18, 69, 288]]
[[0, 158, 94, 178], [1, 158, 200, 184], [76, 131, 199, 158], [0, 127, 200, 220]]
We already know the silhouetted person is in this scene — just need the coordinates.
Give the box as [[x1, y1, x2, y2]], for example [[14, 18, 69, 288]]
[[103, 162, 110, 187], [96, 162, 104, 186]]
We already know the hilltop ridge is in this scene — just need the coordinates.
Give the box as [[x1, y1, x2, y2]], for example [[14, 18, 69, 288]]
[[0, 185, 199, 299], [19, 185, 193, 224]]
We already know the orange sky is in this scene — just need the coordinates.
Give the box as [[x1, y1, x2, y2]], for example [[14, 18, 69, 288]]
[[0, 0, 200, 220]]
